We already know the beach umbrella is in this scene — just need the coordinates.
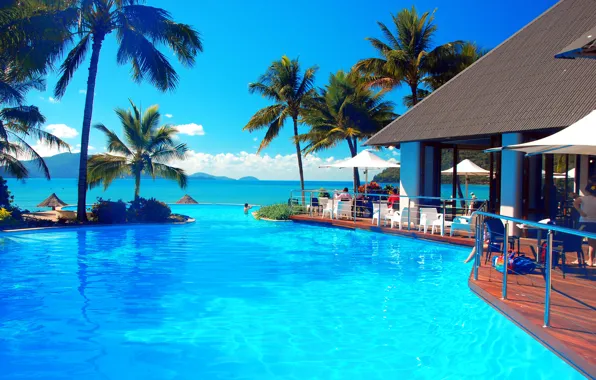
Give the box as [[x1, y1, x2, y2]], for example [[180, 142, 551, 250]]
[[442, 159, 489, 198], [486, 110, 596, 156], [320, 150, 399, 194], [555, 26, 596, 59], [37, 193, 67, 210], [176, 194, 198, 204]]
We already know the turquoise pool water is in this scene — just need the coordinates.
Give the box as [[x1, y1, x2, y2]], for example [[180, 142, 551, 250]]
[[0, 205, 580, 379]]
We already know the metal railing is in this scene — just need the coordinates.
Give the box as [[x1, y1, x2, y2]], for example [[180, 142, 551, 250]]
[[288, 189, 486, 238], [471, 210, 596, 328]]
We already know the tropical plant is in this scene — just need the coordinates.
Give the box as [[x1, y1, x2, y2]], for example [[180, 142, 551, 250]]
[[91, 198, 127, 224], [255, 203, 298, 221], [244, 56, 318, 191], [0, 1, 73, 179], [127, 197, 171, 222], [355, 6, 483, 107], [0, 72, 70, 179], [298, 70, 396, 190], [87, 100, 188, 200], [52, 0, 203, 221]]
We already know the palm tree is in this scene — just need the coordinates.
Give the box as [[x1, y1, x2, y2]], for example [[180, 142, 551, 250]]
[[87, 100, 188, 200], [355, 6, 483, 107], [244, 56, 318, 191], [54, 0, 203, 221], [299, 70, 396, 190], [0, 1, 74, 179]]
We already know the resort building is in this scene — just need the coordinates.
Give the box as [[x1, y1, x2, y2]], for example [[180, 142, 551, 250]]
[[366, 0, 596, 232]]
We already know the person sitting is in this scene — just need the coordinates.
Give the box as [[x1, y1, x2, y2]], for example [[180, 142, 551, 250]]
[[334, 187, 352, 201], [573, 183, 596, 266], [387, 188, 400, 210]]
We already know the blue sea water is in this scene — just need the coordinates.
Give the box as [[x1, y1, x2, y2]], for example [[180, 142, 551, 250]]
[[5, 178, 489, 211], [0, 205, 581, 379]]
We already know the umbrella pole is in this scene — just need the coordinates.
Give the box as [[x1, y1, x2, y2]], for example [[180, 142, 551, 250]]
[[365, 169, 368, 195], [465, 175, 469, 200]]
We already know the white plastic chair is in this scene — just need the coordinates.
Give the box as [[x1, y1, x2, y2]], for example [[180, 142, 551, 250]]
[[321, 198, 335, 219], [450, 216, 471, 237], [336, 200, 353, 219], [372, 202, 392, 225], [390, 207, 411, 229], [419, 208, 440, 233]]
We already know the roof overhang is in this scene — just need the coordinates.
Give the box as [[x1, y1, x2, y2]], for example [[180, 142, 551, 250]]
[[555, 25, 596, 59]]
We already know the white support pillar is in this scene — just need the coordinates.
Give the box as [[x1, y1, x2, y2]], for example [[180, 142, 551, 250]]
[[500, 133, 523, 236], [400, 142, 422, 225]]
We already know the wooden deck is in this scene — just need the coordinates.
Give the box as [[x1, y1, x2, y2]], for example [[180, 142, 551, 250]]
[[290, 214, 596, 378], [290, 214, 476, 247]]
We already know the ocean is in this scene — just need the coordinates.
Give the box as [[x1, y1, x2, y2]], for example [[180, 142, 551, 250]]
[[6, 178, 489, 211]]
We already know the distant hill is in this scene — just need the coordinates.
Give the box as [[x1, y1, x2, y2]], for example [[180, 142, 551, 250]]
[[0, 153, 257, 181], [189, 172, 235, 181], [238, 176, 259, 181], [0, 152, 80, 178]]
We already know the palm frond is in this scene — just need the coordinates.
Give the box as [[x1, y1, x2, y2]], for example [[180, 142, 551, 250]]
[[0, 151, 28, 179], [87, 153, 130, 190], [94, 123, 133, 156], [150, 143, 188, 162], [151, 162, 187, 189], [54, 33, 91, 98], [9, 133, 52, 179], [243, 104, 285, 132]]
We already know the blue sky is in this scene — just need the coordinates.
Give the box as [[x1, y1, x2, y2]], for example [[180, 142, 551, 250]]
[[28, 0, 557, 180]]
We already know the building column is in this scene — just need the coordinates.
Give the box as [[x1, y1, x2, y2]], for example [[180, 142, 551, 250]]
[[500, 133, 524, 235], [423, 145, 441, 199], [400, 142, 422, 224]]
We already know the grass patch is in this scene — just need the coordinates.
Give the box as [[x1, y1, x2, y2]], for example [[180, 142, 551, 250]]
[[255, 203, 305, 220]]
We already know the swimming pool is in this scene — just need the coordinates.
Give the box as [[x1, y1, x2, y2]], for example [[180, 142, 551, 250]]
[[0, 205, 581, 379]]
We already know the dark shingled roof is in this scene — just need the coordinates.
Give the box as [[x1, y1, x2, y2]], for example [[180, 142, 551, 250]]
[[366, 0, 596, 146]]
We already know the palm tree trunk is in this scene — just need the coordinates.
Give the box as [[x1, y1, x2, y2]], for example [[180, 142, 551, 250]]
[[346, 138, 360, 192], [410, 83, 418, 106], [134, 171, 141, 201], [293, 117, 305, 192], [77, 33, 105, 222]]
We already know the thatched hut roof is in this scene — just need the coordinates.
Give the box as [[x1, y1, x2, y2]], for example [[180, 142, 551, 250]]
[[37, 193, 67, 208], [176, 194, 198, 204]]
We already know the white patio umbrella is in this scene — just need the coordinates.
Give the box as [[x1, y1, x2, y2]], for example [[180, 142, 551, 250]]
[[320, 150, 399, 194], [486, 110, 596, 156], [441, 159, 489, 198]]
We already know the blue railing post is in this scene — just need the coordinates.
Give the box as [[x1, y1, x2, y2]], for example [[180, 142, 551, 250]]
[[544, 230, 553, 327], [441, 199, 446, 237], [377, 197, 382, 227], [407, 199, 411, 231], [502, 221, 509, 300], [473, 216, 482, 280]]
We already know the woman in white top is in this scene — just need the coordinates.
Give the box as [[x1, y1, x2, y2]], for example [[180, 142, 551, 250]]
[[573, 183, 596, 266]]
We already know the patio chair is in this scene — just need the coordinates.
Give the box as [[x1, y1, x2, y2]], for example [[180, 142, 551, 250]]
[[419, 208, 440, 233], [484, 219, 505, 264], [321, 199, 336, 219], [336, 200, 353, 219], [557, 232, 586, 279], [450, 216, 472, 238], [372, 202, 392, 225], [390, 207, 412, 229]]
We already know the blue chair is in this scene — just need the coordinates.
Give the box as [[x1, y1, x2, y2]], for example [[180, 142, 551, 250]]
[[484, 219, 505, 264], [558, 232, 586, 278]]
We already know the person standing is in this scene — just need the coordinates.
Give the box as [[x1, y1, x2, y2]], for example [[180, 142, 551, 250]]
[[573, 183, 596, 266]]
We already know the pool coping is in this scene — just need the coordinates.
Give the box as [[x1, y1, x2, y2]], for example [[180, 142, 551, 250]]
[[1, 218, 196, 234]]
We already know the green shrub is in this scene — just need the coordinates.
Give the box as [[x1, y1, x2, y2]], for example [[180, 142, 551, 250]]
[[0, 176, 25, 221], [318, 188, 330, 198], [128, 197, 171, 222], [91, 198, 127, 224], [255, 203, 299, 220]]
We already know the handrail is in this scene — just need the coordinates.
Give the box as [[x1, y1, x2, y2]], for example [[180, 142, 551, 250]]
[[289, 189, 485, 202], [472, 210, 596, 240], [470, 210, 596, 329]]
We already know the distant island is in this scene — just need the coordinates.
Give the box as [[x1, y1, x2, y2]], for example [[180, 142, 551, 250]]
[[0, 152, 260, 181]]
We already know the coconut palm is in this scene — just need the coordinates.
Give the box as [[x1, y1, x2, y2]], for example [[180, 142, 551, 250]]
[[53, 0, 203, 221], [355, 6, 483, 107], [298, 70, 396, 190], [88, 100, 188, 200], [244, 56, 318, 191]]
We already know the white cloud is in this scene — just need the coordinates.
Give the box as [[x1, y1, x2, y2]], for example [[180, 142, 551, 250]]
[[48, 97, 59, 104], [78, 89, 87, 95], [45, 124, 78, 139], [165, 113, 173, 118], [174, 123, 205, 136], [253, 137, 258, 142], [75, 144, 95, 151], [171, 151, 385, 181], [26, 142, 73, 157]]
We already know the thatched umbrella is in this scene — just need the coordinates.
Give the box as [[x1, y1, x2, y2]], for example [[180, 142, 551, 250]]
[[37, 193, 68, 210], [176, 194, 198, 204]]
